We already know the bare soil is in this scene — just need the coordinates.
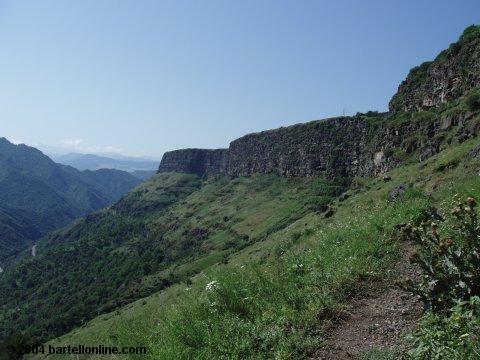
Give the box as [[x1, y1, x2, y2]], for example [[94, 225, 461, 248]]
[[311, 243, 424, 359]]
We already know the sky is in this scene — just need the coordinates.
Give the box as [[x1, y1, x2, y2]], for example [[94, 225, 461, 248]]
[[0, 1, 479, 159]]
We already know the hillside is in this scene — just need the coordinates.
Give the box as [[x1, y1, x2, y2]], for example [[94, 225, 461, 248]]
[[0, 139, 141, 264], [1, 25, 480, 359], [27, 132, 480, 360], [0, 171, 346, 346], [0, 206, 41, 266]]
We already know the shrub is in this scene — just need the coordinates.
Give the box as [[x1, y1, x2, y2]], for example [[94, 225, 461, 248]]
[[465, 92, 480, 112], [400, 196, 480, 311], [407, 296, 480, 359]]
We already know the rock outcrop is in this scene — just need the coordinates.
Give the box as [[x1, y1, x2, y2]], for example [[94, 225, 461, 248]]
[[225, 117, 368, 177], [389, 25, 480, 113], [158, 148, 228, 177], [158, 117, 373, 178]]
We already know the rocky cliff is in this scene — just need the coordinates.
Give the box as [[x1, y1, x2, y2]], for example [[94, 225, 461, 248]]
[[158, 148, 228, 177], [158, 26, 480, 179], [389, 25, 480, 113], [158, 117, 377, 178], [225, 117, 369, 177]]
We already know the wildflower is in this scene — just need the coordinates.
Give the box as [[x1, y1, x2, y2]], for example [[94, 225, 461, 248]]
[[413, 227, 422, 236], [454, 315, 461, 321], [205, 280, 218, 291], [452, 206, 462, 215]]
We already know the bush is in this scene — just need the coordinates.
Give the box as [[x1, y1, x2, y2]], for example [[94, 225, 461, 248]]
[[400, 196, 480, 311], [465, 92, 480, 112]]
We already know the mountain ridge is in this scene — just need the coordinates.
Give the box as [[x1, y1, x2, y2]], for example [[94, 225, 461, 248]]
[[1, 25, 480, 358], [0, 138, 142, 263], [52, 152, 159, 173]]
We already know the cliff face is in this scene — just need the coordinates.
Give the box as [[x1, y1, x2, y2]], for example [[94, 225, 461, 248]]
[[157, 113, 479, 180], [226, 117, 368, 177], [158, 148, 228, 177], [158, 117, 374, 178], [389, 25, 480, 113], [158, 26, 480, 179]]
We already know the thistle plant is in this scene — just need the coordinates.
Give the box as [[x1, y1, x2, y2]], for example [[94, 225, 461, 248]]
[[400, 197, 480, 311]]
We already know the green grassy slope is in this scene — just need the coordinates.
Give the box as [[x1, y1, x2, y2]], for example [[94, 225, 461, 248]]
[[0, 170, 346, 347], [25, 126, 480, 360]]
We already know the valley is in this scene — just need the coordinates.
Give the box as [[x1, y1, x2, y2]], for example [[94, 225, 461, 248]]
[[1, 24, 480, 360], [0, 139, 142, 265]]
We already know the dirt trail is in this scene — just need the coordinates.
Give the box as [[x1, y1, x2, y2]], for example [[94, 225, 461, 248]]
[[312, 243, 424, 359]]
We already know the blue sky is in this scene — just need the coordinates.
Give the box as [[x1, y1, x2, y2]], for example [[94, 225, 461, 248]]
[[0, 1, 479, 158]]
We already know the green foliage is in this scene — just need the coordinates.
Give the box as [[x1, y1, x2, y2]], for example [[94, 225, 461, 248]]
[[459, 25, 480, 46], [400, 196, 480, 311], [403, 194, 480, 358], [465, 92, 480, 112], [125, 194, 431, 359], [408, 61, 432, 81], [0, 173, 346, 346], [0, 139, 141, 263], [407, 296, 480, 359]]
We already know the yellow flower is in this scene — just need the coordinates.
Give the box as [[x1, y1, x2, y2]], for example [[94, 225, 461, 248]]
[[454, 315, 461, 321]]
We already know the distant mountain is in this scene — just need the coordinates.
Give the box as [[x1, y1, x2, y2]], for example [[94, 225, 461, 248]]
[[52, 153, 159, 173], [0, 205, 41, 264], [0, 138, 141, 263]]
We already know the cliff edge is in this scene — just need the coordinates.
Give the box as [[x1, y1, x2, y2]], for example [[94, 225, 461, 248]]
[[158, 25, 480, 180]]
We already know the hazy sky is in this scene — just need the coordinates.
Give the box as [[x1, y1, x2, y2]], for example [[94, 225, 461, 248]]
[[0, 1, 479, 158]]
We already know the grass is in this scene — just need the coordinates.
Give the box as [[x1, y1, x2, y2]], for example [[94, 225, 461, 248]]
[[24, 132, 480, 360], [14, 91, 480, 359], [0, 170, 348, 347]]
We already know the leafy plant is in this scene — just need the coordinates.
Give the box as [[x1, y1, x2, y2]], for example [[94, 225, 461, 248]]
[[400, 197, 480, 311], [407, 296, 480, 359]]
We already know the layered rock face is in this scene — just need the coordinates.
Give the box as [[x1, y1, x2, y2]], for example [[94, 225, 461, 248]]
[[158, 117, 371, 178], [226, 117, 368, 177], [158, 148, 228, 177], [389, 25, 480, 113]]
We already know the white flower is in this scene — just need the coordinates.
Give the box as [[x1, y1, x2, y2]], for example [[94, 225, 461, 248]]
[[205, 280, 218, 291]]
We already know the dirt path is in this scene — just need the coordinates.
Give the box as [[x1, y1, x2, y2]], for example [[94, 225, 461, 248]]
[[312, 243, 424, 359]]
